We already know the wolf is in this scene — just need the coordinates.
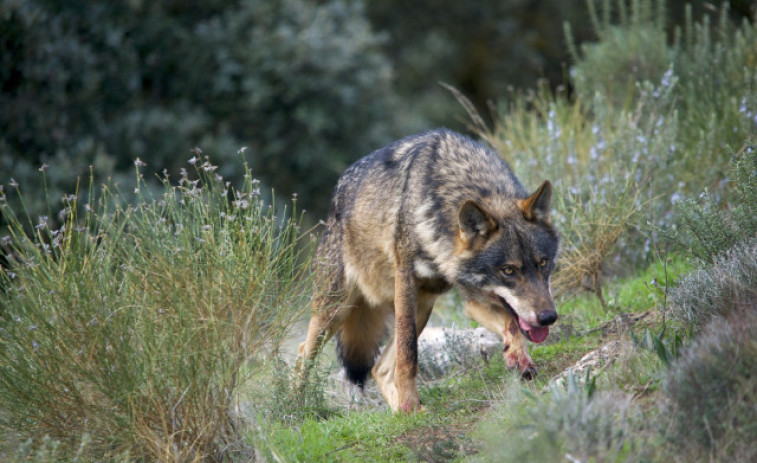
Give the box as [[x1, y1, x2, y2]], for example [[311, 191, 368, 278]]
[[296, 129, 559, 412]]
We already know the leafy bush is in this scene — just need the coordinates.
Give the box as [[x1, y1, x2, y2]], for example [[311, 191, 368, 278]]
[[0, 159, 311, 460], [673, 4, 757, 173], [661, 304, 757, 462], [566, 0, 757, 189]]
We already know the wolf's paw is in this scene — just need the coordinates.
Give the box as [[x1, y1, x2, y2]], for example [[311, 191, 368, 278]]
[[504, 345, 537, 380], [399, 399, 424, 414]]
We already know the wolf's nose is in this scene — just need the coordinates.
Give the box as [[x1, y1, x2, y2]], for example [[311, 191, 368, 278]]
[[537, 310, 558, 326]]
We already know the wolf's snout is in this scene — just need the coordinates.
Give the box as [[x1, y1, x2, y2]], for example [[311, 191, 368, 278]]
[[537, 310, 558, 326]]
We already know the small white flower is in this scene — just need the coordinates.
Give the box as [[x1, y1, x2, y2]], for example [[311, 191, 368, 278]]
[[39, 163, 49, 172], [233, 199, 249, 210], [36, 216, 48, 229], [188, 156, 198, 166], [134, 158, 146, 167]]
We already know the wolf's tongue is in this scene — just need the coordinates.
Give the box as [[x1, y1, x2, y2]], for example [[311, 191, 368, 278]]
[[518, 317, 549, 343]]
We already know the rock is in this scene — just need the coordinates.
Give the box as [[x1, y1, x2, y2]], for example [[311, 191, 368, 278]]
[[417, 327, 502, 380]]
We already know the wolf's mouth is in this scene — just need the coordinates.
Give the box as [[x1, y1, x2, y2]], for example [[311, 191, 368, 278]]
[[495, 296, 550, 343]]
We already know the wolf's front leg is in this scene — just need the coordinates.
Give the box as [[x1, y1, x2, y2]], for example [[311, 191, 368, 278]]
[[464, 300, 537, 378], [392, 265, 421, 412], [372, 284, 436, 412]]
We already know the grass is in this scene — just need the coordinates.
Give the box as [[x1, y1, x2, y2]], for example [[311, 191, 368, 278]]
[[256, 410, 423, 461], [252, 353, 516, 462]]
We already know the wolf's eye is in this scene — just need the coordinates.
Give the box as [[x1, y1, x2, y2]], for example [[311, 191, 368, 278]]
[[539, 258, 548, 267], [502, 266, 515, 275]]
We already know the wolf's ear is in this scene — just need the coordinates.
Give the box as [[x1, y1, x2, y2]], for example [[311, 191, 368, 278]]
[[458, 200, 497, 244], [518, 180, 552, 224]]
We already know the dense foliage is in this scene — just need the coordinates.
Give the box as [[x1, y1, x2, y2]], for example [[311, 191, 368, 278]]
[[1, 0, 397, 219]]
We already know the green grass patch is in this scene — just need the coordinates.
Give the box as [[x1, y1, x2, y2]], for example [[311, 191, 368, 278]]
[[254, 354, 516, 462], [556, 254, 691, 327], [255, 410, 423, 462]]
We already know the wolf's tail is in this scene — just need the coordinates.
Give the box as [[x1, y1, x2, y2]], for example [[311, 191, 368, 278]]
[[335, 306, 387, 387]]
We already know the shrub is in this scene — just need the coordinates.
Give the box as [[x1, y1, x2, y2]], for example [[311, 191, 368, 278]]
[[566, 0, 757, 191], [473, 373, 646, 462], [661, 304, 757, 462], [669, 145, 757, 264], [459, 1, 757, 299], [0, 158, 311, 460], [672, 4, 757, 175], [668, 237, 757, 328], [566, 0, 670, 106]]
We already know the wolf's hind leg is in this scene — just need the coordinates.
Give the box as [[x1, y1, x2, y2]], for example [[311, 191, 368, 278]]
[[297, 308, 338, 366], [337, 298, 392, 387], [464, 300, 537, 379], [295, 274, 349, 383]]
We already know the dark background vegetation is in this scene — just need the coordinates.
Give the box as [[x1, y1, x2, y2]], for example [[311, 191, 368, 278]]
[[1, 0, 753, 220]]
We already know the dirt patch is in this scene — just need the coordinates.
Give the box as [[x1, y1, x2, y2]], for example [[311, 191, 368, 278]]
[[397, 416, 481, 462]]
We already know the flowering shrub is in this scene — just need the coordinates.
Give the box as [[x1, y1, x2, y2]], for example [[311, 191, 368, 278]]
[[0, 156, 311, 460], [458, 1, 757, 301]]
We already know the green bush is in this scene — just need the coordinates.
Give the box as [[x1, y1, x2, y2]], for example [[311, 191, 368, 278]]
[[473, 373, 646, 462], [669, 237, 757, 328], [661, 304, 757, 462], [566, 1, 757, 189], [566, 0, 670, 106], [673, 4, 757, 174], [669, 146, 757, 264], [0, 159, 311, 460]]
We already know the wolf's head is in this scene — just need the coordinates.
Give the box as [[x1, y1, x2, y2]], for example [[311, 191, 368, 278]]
[[454, 181, 559, 343]]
